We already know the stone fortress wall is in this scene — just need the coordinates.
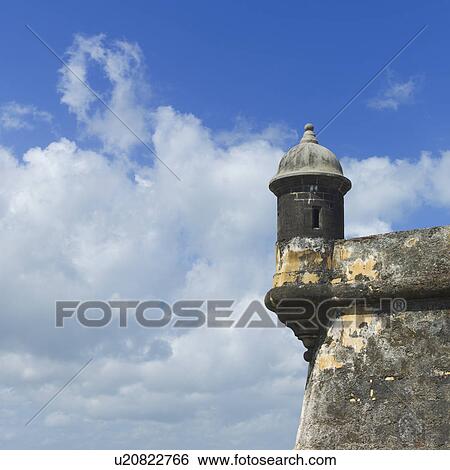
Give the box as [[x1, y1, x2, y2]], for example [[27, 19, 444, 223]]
[[265, 123, 449, 449]]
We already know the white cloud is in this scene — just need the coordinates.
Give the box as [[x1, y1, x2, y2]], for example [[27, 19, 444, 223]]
[[343, 151, 450, 237], [0, 34, 449, 449], [368, 76, 418, 111], [0, 107, 302, 448], [58, 34, 150, 154], [0, 102, 52, 130]]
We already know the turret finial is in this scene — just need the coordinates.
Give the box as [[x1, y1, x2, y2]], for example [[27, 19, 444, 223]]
[[300, 122, 318, 144]]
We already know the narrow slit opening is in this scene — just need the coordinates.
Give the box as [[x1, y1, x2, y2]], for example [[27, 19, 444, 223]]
[[312, 206, 321, 229]]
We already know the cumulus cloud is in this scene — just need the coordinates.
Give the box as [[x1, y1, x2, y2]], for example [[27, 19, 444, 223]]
[[343, 152, 450, 237], [0, 104, 302, 448], [0, 102, 52, 130], [58, 34, 150, 154], [368, 76, 419, 111], [0, 34, 449, 450]]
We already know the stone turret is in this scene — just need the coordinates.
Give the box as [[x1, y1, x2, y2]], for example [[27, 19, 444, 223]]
[[265, 124, 450, 449], [267, 123, 352, 361], [269, 123, 351, 241]]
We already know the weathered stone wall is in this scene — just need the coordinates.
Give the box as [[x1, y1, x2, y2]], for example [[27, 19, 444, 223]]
[[297, 308, 449, 449], [265, 225, 450, 449], [268, 225, 450, 303]]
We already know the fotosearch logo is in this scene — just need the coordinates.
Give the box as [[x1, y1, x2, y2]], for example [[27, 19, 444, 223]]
[[55, 298, 407, 329], [56, 300, 284, 329]]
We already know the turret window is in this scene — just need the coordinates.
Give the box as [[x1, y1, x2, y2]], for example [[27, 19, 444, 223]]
[[312, 206, 321, 229]]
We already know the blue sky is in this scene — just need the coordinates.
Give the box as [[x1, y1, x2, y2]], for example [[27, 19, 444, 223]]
[[0, 0, 449, 450], [2, 0, 450, 229], [1, 0, 450, 156]]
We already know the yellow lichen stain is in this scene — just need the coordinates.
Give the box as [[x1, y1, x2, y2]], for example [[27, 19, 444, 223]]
[[433, 369, 450, 377], [345, 256, 379, 283], [272, 271, 297, 288], [297, 249, 323, 268], [332, 245, 351, 268], [273, 246, 325, 287], [330, 277, 342, 285], [277, 247, 323, 273], [273, 249, 301, 287], [316, 354, 344, 371], [404, 237, 418, 248], [283, 249, 302, 272], [301, 272, 320, 284], [348, 394, 361, 403], [334, 313, 382, 353], [341, 334, 366, 353]]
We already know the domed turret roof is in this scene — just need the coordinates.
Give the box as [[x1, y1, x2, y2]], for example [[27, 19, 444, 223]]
[[270, 123, 349, 187]]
